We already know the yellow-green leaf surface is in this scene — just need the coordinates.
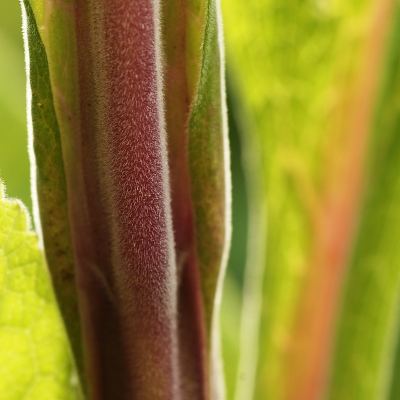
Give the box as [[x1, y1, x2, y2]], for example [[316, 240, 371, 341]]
[[222, 0, 398, 399], [0, 181, 79, 399]]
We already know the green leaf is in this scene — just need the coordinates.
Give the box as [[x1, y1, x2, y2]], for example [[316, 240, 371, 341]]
[[0, 180, 79, 399], [161, 0, 231, 395], [21, 0, 84, 389], [187, 1, 231, 396]]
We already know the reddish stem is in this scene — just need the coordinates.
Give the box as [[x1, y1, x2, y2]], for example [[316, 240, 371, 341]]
[[73, 1, 181, 398]]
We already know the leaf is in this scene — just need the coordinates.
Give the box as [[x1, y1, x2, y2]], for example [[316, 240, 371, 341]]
[[0, 180, 80, 399], [188, 3, 231, 398], [161, 0, 211, 395], [21, 0, 84, 390], [163, 0, 230, 397]]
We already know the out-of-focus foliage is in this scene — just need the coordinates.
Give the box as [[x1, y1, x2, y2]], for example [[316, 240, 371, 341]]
[[223, 0, 400, 399], [328, 5, 400, 399], [0, 0, 30, 210]]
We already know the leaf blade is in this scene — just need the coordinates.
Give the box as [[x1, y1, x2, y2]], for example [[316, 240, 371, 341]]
[[0, 181, 80, 400], [21, 0, 84, 389]]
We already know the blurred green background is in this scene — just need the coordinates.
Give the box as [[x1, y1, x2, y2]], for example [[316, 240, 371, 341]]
[[0, 0, 31, 211]]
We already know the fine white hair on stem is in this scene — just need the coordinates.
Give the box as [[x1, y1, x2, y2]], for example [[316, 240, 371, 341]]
[[210, 0, 232, 398], [153, 0, 181, 395], [20, 0, 43, 245]]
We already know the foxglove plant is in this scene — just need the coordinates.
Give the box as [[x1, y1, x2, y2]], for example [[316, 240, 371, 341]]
[[12, 0, 231, 398], [5, 0, 400, 399]]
